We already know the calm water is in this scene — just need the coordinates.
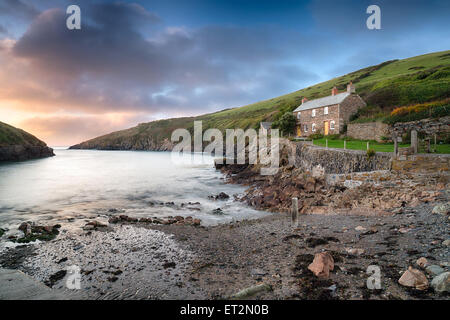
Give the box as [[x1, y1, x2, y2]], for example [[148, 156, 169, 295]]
[[0, 149, 269, 237]]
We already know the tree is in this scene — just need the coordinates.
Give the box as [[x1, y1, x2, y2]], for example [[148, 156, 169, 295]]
[[276, 112, 296, 136]]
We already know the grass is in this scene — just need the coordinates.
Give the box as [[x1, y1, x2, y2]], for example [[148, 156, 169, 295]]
[[72, 50, 450, 149], [312, 138, 450, 154], [0, 121, 46, 147], [312, 138, 408, 152]]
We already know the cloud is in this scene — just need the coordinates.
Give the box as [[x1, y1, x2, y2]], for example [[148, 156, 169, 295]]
[[3, 2, 318, 116], [0, 0, 40, 20], [18, 113, 149, 146]]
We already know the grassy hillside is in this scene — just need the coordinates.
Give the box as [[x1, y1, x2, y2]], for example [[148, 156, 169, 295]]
[[0, 121, 47, 147], [71, 50, 450, 150]]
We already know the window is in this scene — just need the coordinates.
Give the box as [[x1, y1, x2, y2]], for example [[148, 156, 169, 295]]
[[297, 112, 301, 120], [304, 124, 308, 132], [324, 106, 329, 115], [330, 120, 335, 130], [312, 109, 316, 117], [312, 123, 316, 132]]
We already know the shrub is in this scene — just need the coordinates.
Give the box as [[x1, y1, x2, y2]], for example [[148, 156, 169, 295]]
[[328, 134, 341, 140], [366, 149, 376, 159], [309, 133, 324, 140], [276, 112, 297, 136], [384, 100, 449, 124]]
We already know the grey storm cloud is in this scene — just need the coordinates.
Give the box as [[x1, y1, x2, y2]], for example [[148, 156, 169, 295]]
[[0, 0, 40, 20], [10, 2, 319, 115]]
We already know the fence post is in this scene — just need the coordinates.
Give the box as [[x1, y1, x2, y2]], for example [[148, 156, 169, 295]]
[[326, 139, 328, 148], [367, 141, 369, 150], [411, 129, 418, 154], [291, 197, 299, 227], [393, 134, 398, 157], [344, 140, 346, 150]]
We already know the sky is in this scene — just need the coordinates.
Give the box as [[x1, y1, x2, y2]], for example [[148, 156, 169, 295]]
[[0, 0, 449, 146]]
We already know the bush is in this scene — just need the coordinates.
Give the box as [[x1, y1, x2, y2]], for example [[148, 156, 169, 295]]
[[328, 134, 341, 140], [276, 112, 296, 136], [366, 149, 376, 159], [309, 133, 324, 140], [384, 100, 449, 124]]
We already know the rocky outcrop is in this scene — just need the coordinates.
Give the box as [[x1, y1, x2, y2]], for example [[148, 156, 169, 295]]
[[0, 121, 54, 162], [70, 137, 175, 151], [0, 144, 54, 161]]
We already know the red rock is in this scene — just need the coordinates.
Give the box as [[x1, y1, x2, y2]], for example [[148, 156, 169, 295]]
[[398, 267, 429, 290], [308, 252, 334, 279], [416, 257, 429, 268]]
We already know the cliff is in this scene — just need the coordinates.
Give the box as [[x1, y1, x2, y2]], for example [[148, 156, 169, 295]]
[[0, 122, 54, 161]]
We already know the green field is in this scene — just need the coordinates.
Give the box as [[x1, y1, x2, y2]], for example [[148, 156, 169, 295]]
[[71, 50, 450, 149], [312, 138, 450, 154]]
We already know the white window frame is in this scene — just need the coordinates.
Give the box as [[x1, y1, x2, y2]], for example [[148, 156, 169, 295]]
[[311, 109, 316, 117], [297, 112, 301, 120], [304, 124, 308, 132], [324, 106, 328, 115], [312, 123, 316, 132], [330, 120, 335, 130]]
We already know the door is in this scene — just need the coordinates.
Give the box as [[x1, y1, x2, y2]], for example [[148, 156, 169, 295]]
[[324, 121, 329, 135], [297, 126, 301, 137]]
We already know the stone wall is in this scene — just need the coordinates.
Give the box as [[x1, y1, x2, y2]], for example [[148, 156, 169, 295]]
[[294, 143, 392, 174], [347, 122, 390, 142], [392, 116, 450, 136], [392, 153, 450, 173]]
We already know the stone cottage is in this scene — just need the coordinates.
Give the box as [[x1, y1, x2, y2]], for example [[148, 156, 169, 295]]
[[293, 82, 366, 137]]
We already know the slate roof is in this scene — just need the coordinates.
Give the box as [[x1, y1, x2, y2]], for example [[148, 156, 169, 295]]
[[260, 122, 272, 129], [293, 92, 350, 112]]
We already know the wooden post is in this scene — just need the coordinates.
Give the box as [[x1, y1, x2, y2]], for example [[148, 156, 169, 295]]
[[434, 134, 437, 152], [367, 141, 369, 150], [393, 135, 398, 157], [344, 140, 346, 150], [291, 197, 299, 227], [411, 129, 418, 154], [326, 139, 328, 148]]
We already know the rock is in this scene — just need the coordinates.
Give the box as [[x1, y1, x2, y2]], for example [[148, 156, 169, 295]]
[[212, 208, 224, 215], [18, 222, 32, 236], [431, 272, 450, 293], [85, 221, 107, 228], [432, 203, 449, 215], [442, 239, 450, 247], [416, 257, 429, 268], [108, 216, 120, 224], [398, 267, 429, 290], [355, 226, 366, 231], [192, 219, 201, 226], [308, 252, 334, 279], [230, 283, 272, 299], [251, 268, 267, 277], [425, 265, 445, 276], [163, 262, 176, 269], [346, 248, 365, 255], [208, 192, 230, 200]]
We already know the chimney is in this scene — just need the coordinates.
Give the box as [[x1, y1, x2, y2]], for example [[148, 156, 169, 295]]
[[331, 87, 338, 96], [347, 81, 356, 93], [302, 97, 308, 104]]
